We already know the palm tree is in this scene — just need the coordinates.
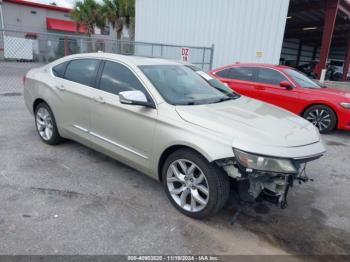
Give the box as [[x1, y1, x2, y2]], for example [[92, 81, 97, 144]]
[[119, 0, 135, 41], [71, 0, 102, 36], [70, 0, 104, 51], [100, 0, 123, 42], [101, 0, 135, 41]]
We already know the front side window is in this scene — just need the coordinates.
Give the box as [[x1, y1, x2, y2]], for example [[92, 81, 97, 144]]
[[140, 64, 238, 105], [99, 61, 149, 95], [283, 68, 321, 88], [64, 59, 100, 87], [257, 68, 289, 86]]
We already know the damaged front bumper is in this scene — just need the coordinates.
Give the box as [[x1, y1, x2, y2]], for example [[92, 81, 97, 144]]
[[216, 152, 323, 209]]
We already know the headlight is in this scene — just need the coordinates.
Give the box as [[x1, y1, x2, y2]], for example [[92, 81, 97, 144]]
[[233, 149, 297, 174], [340, 102, 350, 109]]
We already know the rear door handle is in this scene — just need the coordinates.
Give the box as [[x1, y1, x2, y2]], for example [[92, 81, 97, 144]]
[[93, 96, 105, 104], [55, 85, 65, 91]]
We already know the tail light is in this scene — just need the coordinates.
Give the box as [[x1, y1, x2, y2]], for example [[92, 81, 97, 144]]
[[22, 75, 27, 85]]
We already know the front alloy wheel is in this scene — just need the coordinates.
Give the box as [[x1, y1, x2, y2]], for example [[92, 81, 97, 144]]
[[167, 159, 209, 212], [162, 149, 230, 219], [303, 105, 336, 133]]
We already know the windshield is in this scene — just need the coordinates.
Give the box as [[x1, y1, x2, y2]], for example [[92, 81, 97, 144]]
[[283, 68, 321, 88], [140, 65, 239, 105]]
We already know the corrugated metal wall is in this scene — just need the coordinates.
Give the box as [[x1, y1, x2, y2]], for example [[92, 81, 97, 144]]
[[135, 0, 290, 68]]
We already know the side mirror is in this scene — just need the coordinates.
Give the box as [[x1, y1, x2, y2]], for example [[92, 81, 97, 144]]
[[119, 90, 155, 108], [280, 81, 293, 90]]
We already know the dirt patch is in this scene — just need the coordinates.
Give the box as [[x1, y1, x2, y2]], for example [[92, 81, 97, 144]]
[[0, 92, 22, 96], [30, 187, 82, 199], [327, 141, 348, 146], [237, 207, 350, 257]]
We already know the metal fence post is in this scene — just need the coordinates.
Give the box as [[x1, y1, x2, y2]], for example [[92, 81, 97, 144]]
[[209, 44, 215, 70], [201, 48, 205, 70], [64, 36, 68, 56]]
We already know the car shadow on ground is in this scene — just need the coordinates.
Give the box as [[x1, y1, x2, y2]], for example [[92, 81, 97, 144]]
[[323, 130, 350, 139]]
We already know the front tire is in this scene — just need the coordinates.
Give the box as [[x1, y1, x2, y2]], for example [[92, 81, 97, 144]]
[[303, 105, 336, 134], [34, 102, 63, 145], [162, 149, 230, 219]]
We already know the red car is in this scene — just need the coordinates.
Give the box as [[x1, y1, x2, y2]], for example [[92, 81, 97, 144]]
[[208, 63, 350, 133]]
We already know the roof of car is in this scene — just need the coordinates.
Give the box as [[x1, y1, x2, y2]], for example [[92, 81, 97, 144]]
[[210, 63, 293, 72], [60, 52, 182, 66]]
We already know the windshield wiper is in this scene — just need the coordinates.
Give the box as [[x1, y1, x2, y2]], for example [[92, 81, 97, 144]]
[[181, 96, 237, 105], [211, 97, 234, 103], [212, 86, 240, 97], [183, 101, 200, 105]]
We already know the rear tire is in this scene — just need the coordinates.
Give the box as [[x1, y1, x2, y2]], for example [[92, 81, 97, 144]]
[[34, 102, 63, 145], [162, 149, 230, 219], [302, 105, 336, 134]]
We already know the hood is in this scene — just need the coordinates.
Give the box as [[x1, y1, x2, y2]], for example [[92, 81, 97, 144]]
[[176, 97, 320, 149]]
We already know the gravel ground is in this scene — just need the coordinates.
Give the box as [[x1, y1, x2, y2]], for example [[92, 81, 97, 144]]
[[0, 62, 350, 260]]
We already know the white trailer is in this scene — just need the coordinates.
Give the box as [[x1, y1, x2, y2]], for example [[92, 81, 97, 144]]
[[4, 36, 33, 60]]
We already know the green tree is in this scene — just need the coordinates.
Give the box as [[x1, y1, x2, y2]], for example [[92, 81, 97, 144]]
[[119, 0, 135, 41], [101, 0, 135, 41], [70, 0, 104, 36], [70, 0, 104, 51]]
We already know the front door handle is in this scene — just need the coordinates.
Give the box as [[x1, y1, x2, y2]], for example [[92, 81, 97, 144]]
[[93, 96, 105, 104], [254, 85, 265, 90], [55, 85, 65, 91]]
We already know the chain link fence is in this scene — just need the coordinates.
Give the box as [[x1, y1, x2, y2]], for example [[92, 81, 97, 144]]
[[0, 28, 214, 103]]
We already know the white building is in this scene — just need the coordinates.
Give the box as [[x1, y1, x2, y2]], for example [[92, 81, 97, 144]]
[[135, 0, 290, 69]]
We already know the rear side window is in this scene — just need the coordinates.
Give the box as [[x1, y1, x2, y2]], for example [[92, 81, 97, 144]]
[[64, 59, 100, 87], [215, 68, 232, 78], [52, 62, 68, 78], [257, 68, 288, 85], [99, 61, 148, 95], [230, 67, 255, 81], [216, 67, 255, 81]]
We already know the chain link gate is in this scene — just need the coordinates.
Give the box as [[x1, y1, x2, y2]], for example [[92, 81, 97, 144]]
[[0, 29, 214, 104]]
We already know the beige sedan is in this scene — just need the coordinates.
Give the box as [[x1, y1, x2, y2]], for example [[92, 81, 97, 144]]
[[24, 53, 325, 218]]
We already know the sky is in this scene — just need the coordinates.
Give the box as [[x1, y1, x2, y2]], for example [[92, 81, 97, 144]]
[[29, 0, 103, 8], [23, 0, 350, 10], [32, 0, 76, 8]]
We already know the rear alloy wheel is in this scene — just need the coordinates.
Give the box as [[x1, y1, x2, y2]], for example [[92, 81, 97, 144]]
[[162, 149, 230, 219], [303, 105, 336, 134], [35, 102, 63, 145]]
